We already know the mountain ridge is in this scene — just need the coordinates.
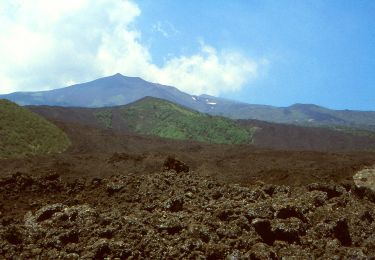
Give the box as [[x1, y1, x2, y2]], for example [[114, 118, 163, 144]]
[[29, 97, 256, 145], [27, 97, 375, 152], [1, 73, 375, 129]]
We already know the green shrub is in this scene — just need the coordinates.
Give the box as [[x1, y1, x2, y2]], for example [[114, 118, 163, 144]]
[[94, 109, 113, 128]]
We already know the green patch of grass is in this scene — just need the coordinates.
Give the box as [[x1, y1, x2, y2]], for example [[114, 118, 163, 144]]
[[94, 109, 113, 128], [0, 99, 71, 159], [120, 97, 256, 144]]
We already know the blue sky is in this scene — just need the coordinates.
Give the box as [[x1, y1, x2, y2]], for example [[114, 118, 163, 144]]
[[0, 0, 374, 110], [135, 0, 375, 110]]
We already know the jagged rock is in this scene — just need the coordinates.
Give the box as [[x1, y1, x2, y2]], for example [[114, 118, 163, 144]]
[[34, 204, 64, 222], [205, 243, 230, 260], [2, 226, 23, 245], [245, 243, 277, 259], [333, 218, 352, 246], [58, 230, 79, 245], [188, 224, 211, 242], [307, 183, 346, 199], [262, 184, 290, 197], [274, 204, 307, 222], [252, 218, 274, 245], [163, 156, 189, 173], [216, 224, 242, 239], [164, 197, 184, 212], [353, 168, 375, 192], [64, 253, 80, 259], [212, 190, 223, 199], [215, 208, 234, 221], [247, 204, 274, 220], [226, 250, 241, 260], [157, 217, 185, 235], [1, 169, 375, 258], [89, 239, 111, 259], [307, 190, 328, 207], [106, 182, 125, 195], [271, 218, 306, 244]]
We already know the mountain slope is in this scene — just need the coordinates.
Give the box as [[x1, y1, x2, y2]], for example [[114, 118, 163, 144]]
[[0, 99, 70, 158], [29, 97, 256, 145], [118, 97, 255, 144], [207, 100, 375, 130], [0, 73, 212, 111], [3, 74, 375, 129], [27, 98, 375, 152], [240, 119, 375, 152]]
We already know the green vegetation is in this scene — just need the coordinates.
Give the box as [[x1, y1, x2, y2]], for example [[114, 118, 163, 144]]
[[0, 99, 71, 159], [94, 109, 113, 128], [120, 97, 256, 144]]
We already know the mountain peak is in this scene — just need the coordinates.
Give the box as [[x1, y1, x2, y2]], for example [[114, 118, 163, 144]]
[[110, 73, 126, 79], [111, 73, 144, 79], [289, 103, 323, 109]]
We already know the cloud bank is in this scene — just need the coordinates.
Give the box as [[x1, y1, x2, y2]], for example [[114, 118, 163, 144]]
[[0, 0, 262, 95]]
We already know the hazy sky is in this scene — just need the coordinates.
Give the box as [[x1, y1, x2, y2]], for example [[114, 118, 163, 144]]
[[0, 0, 374, 110]]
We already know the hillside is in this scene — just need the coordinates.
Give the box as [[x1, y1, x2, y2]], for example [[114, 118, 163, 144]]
[[118, 97, 255, 144], [30, 97, 255, 145], [240, 119, 375, 152], [207, 99, 375, 130], [27, 98, 375, 152], [0, 99, 70, 159], [2, 74, 375, 130]]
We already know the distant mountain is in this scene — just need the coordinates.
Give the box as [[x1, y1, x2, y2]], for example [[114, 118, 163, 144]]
[[0, 73, 216, 111], [28, 97, 375, 152], [2, 73, 375, 130], [0, 99, 70, 159], [205, 100, 375, 130]]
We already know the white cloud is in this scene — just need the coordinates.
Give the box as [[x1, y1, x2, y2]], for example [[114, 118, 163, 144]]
[[152, 21, 179, 38], [155, 45, 258, 95], [152, 21, 169, 38], [0, 0, 264, 96]]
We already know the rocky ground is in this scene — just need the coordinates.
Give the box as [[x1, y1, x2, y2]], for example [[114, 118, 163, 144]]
[[1, 123, 375, 259], [1, 157, 375, 259]]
